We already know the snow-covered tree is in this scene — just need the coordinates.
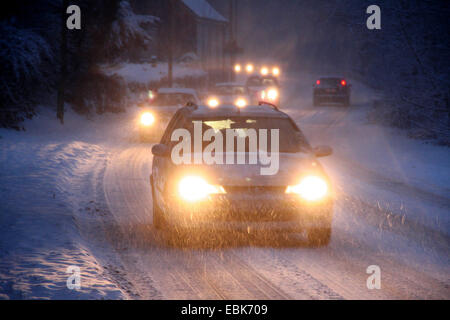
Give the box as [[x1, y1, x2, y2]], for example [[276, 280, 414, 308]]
[[0, 21, 53, 129], [104, 0, 159, 59]]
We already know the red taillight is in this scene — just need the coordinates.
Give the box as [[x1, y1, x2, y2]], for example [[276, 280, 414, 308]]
[[341, 80, 347, 86], [316, 80, 320, 85]]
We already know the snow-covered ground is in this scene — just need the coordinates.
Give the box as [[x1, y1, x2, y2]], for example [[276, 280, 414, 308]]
[[0, 73, 449, 299], [100, 62, 206, 85]]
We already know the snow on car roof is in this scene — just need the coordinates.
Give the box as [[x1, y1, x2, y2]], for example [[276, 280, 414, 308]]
[[181, 0, 227, 22], [157, 88, 198, 95], [318, 75, 346, 79], [188, 105, 289, 119], [215, 82, 246, 87]]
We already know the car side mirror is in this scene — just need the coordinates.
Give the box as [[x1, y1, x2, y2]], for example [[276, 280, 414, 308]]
[[313, 145, 333, 158], [152, 144, 170, 157]]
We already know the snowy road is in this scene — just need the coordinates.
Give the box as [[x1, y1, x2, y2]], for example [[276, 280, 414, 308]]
[[0, 75, 448, 299], [92, 76, 449, 299]]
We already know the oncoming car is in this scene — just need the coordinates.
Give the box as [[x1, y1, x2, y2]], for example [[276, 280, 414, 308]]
[[313, 77, 351, 106], [150, 103, 334, 246], [246, 75, 281, 106], [207, 83, 250, 107], [138, 88, 200, 141]]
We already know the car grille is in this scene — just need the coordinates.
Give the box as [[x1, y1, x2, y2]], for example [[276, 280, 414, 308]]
[[224, 186, 286, 194]]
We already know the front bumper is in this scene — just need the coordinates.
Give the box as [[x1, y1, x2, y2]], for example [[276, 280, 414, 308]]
[[161, 192, 333, 231], [314, 92, 348, 102]]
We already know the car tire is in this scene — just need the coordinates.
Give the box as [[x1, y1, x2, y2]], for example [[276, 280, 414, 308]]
[[307, 226, 331, 247], [313, 97, 319, 106], [343, 96, 350, 107], [150, 175, 165, 230]]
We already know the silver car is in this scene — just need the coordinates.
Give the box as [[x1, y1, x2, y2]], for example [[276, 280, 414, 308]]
[[150, 104, 334, 246]]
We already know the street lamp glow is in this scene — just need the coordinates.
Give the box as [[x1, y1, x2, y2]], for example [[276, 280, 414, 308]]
[[246, 64, 254, 73], [234, 64, 242, 73]]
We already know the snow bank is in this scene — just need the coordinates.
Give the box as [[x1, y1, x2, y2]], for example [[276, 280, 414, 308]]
[[0, 108, 130, 299], [100, 62, 206, 86]]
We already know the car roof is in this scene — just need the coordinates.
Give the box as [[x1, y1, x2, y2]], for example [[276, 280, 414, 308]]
[[215, 82, 246, 87], [318, 76, 345, 80], [186, 104, 290, 119], [157, 88, 198, 95]]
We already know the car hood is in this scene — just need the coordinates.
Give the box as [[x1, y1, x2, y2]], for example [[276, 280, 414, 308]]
[[146, 105, 183, 115], [171, 152, 326, 187], [216, 95, 250, 104]]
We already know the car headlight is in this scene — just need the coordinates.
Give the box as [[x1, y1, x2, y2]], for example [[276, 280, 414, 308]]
[[207, 97, 220, 108], [246, 64, 254, 73], [285, 176, 328, 201], [272, 67, 280, 76], [140, 112, 155, 126], [235, 98, 247, 108], [267, 88, 278, 101], [178, 176, 226, 202], [260, 67, 269, 76]]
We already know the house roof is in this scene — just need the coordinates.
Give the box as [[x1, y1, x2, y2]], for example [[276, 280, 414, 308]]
[[181, 0, 227, 22]]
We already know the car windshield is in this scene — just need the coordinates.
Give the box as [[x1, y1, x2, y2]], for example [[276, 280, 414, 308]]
[[246, 77, 262, 87], [215, 86, 247, 96], [151, 93, 195, 106], [172, 117, 310, 153], [318, 78, 341, 87], [261, 78, 279, 87]]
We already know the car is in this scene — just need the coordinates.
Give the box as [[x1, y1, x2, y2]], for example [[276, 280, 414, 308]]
[[313, 77, 351, 106], [246, 75, 281, 106], [137, 88, 200, 141], [207, 82, 251, 107], [150, 102, 334, 246]]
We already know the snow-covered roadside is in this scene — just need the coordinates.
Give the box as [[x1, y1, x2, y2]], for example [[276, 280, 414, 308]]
[[100, 62, 207, 85], [0, 108, 135, 299]]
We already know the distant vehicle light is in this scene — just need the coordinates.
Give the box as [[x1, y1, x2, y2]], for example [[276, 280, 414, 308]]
[[260, 67, 269, 76], [140, 112, 155, 126], [235, 98, 247, 108], [316, 80, 321, 85], [207, 98, 220, 108], [267, 89, 278, 101], [341, 80, 347, 86], [246, 64, 254, 73], [234, 64, 242, 73], [261, 90, 266, 100], [286, 176, 328, 201], [148, 90, 155, 100], [272, 67, 280, 76], [178, 176, 226, 202]]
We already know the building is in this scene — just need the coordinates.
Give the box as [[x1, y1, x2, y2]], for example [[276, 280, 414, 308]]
[[131, 0, 229, 76]]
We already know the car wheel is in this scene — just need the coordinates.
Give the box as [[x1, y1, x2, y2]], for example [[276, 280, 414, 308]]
[[313, 97, 320, 106], [307, 226, 331, 247], [150, 176, 165, 230], [343, 96, 350, 107]]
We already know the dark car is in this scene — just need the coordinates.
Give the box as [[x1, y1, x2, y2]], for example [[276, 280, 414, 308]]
[[150, 103, 334, 246], [313, 77, 351, 106]]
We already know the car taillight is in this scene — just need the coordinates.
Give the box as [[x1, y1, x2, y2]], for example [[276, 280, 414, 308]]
[[341, 80, 346, 86], [316, 80, 320, 85]]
